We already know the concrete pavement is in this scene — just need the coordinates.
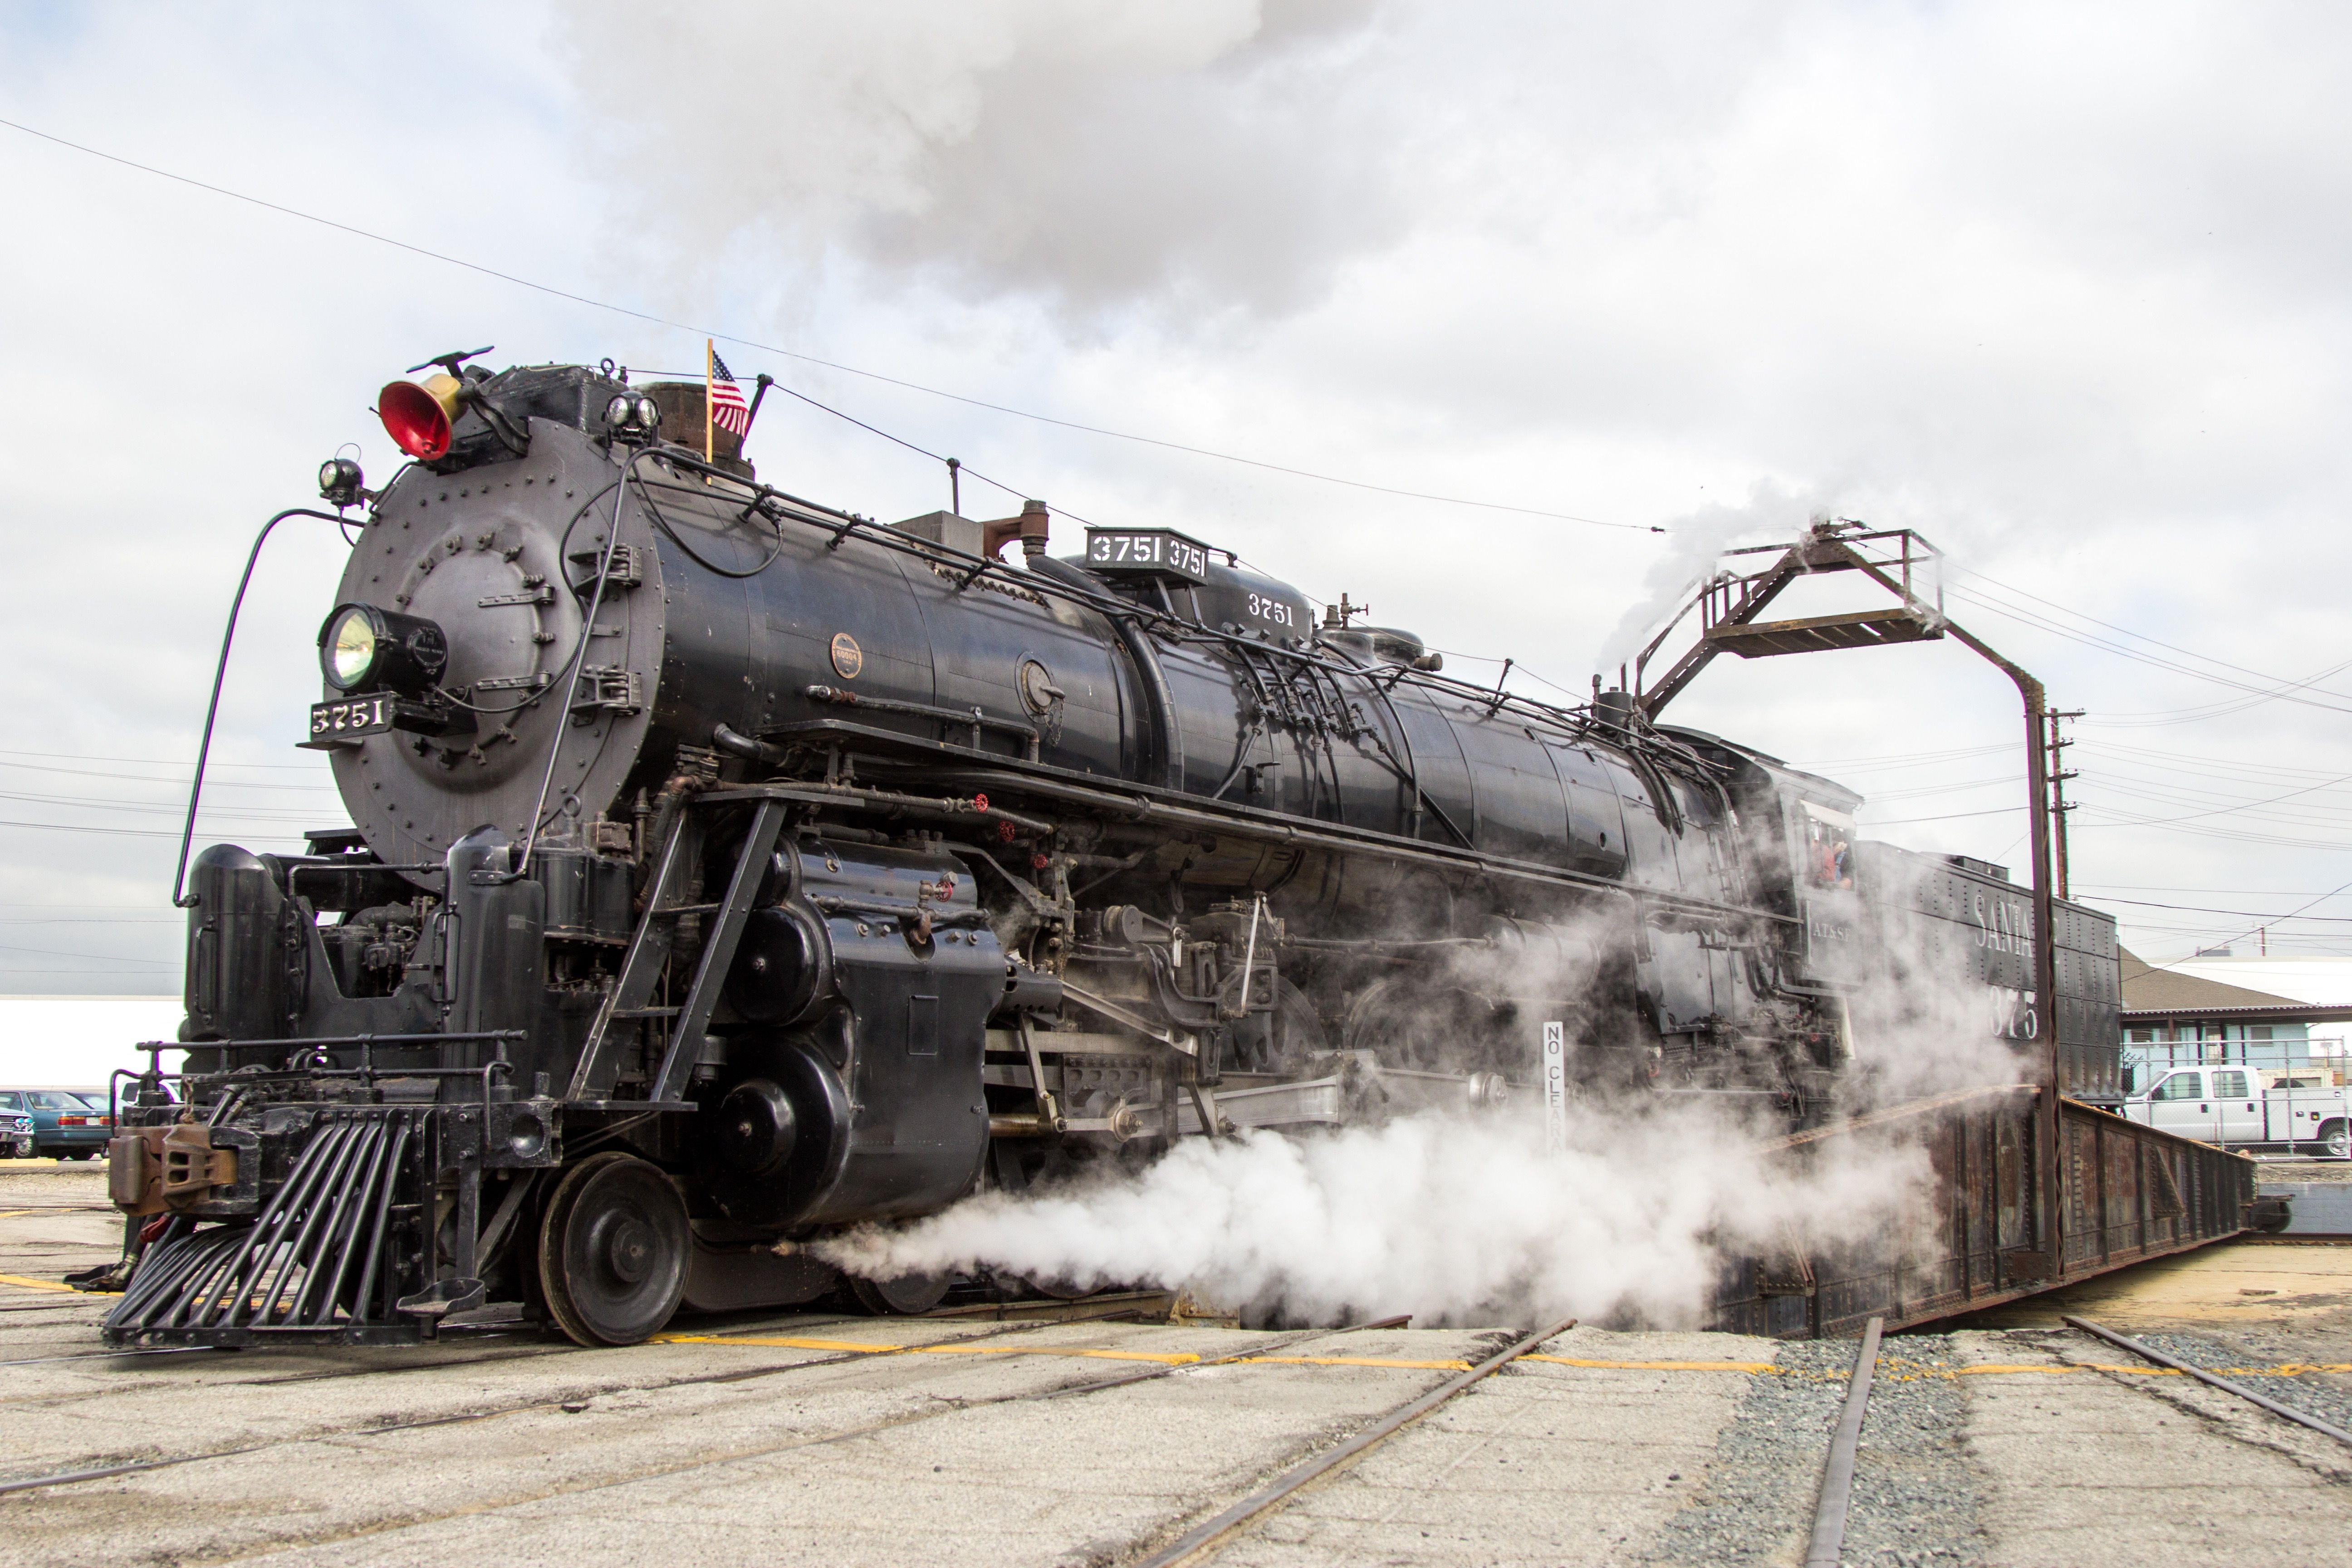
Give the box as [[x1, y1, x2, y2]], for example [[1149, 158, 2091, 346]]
[[3, 1171, 2348, 1566]]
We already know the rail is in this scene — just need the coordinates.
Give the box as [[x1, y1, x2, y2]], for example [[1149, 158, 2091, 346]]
[[2064, 1313, 2352, 1448], [1804, 1316, 1885, 1567], [1133, 1317, 1577, 1568]]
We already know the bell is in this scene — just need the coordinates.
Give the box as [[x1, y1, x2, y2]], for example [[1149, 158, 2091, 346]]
[[377, 372, 464, 460]]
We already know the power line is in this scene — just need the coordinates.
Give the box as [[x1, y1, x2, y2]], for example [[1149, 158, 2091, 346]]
[[2076, 883, 2352, 896], [1949, 563, 2352, 702], [0, 114, 1659, 535], [1945, 584, 2352, 720], [0, 748, 323, 771], [2087, 897, 2352, 922], [0, 818, 319, 843], [0, 760, 339, 793], [0, 941, 168, 965], [1855, 805, 2025, 826]]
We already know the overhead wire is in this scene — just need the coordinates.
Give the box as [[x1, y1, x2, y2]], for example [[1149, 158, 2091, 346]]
[[1944, 584, 2352, 719], [0, 114, 1657, 534]]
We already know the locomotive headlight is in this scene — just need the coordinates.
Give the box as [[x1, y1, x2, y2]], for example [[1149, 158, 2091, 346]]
[[323, 607, 379, 690], [318, 604, 449, 696], [318, 456, 365, 509], [602, 392, 660, 441]]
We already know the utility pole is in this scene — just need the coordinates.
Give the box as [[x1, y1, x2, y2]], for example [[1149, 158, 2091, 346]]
[[2047, 710, 2083, 901]]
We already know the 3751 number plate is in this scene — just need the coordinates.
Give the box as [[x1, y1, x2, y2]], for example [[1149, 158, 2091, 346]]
[[309, 694, 395, 741], [1083, 527, 1212, 584]]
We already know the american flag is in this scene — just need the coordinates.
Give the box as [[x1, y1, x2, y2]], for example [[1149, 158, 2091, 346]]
[[708, 347, 751, 437]]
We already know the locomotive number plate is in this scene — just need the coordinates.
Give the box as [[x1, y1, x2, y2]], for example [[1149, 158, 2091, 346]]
[[1083, 528, 1212, 584], [309, 694, 395, 742]]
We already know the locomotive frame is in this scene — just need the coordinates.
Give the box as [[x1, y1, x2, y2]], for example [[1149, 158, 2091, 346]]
[[89, 358, 2188, 1349]]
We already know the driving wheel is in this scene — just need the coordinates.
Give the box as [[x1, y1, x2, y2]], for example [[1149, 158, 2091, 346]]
[[849, 1270, 951, 1315], [538, 1152, 691, 1347]]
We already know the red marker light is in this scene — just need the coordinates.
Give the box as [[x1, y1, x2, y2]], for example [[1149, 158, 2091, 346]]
[[377, 373, 463, 460]]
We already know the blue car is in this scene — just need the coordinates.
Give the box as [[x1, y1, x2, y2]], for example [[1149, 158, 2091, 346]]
[[0, 1089, 112, 1159]]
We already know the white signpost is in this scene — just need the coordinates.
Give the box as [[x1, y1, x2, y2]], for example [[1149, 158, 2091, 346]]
[[1541, 1021, 1568, 1156]]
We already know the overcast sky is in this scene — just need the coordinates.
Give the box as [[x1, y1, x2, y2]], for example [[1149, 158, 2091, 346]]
[[4, 0, 2350, 1000]]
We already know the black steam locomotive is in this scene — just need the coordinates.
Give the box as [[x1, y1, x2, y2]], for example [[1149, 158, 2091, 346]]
[[96, 356, 2115, 1348]]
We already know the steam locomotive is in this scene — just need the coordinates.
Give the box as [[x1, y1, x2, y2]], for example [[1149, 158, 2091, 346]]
[[95, 356, 2116, 1348]]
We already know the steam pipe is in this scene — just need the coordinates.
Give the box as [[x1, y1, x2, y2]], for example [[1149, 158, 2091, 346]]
[[174, 508, 355, 908]]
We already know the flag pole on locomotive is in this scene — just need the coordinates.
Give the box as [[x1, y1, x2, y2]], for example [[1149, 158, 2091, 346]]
[[707, 341, 751, 462]]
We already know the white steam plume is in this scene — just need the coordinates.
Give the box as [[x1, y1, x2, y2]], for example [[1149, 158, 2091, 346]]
[[1839, 846, 2037, 1106], [818, 837, 2035, 1327], [818, 1101, 1928, 1328], [1590, 478, 1823, 679]]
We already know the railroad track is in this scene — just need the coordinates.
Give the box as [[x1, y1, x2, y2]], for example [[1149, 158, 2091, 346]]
[[1131, 1317, 1577, 1568], [1803, 1316, 1884, 1568], [0, 1308, 1416, 1502], [1787, 1311, 2352, 1568], [2064, 1314, 2352, 1449]]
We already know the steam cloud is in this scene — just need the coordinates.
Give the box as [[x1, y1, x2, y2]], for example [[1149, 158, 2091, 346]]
[[818, 1101, 1930, 1328], [1590, 479, 1824, 678], [817, 827, 2030, 1328]]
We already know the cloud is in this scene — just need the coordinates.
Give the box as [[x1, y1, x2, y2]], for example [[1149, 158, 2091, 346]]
[[554, 0, 1404, 324]]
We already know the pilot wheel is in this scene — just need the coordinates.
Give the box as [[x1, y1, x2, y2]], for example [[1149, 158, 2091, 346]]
[[538, 1152, 691, 1347]]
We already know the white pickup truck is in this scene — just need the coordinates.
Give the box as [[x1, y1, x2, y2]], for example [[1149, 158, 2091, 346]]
[[2120, 1065, 2352, 1158]]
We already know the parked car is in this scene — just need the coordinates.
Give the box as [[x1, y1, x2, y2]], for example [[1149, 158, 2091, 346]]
[[0, 1089, 112, 1159], [2, 1109, 32, 1159], [2121, 1065, 2352, 1158]]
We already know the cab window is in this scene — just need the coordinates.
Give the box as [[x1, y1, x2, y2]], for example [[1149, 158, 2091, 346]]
[[2210, 1070, 2250, 1099], [1800, 804, 1856, 892], [2149, 1072, 2204, 1102]]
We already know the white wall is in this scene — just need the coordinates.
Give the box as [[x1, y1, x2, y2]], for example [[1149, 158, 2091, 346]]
[[0, 997, 186, 1092]]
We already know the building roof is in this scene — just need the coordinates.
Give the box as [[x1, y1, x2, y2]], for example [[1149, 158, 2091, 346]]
[[2120, 949, 2352, 1024], [2161, 955, 2352, 1008]]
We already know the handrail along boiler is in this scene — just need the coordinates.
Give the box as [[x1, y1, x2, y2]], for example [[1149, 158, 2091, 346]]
[[100, 357, 2121, 1346]]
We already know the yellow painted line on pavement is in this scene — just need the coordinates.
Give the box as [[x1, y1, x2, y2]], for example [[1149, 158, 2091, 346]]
[[651, 1333, 1199, 1365], [1891, 1361, 2352, 1381], [1239, 1355, 1474, 1371], [0, 1273, 113, 1295], [1524, 1355, 1779, 1372], [647, 1338, 2352, 1382], [1520, 1354, 2352, 1381]]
